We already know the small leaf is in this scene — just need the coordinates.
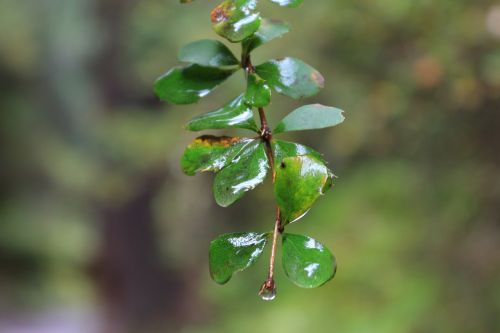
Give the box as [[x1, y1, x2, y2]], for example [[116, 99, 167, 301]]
[[275, 155, 333, 224], [178, 39, 240, 68], [282, 233, 336, 288], [211, 0, 261, 43], [181, 136, 254, 176], [272, 140, 325, 166], [268, 0, 303, 8], [243, 18, 290, 52], [255, 58, 324, 99], [213, 141, 269, 207], [274, 104, 345, 134], [210, 232, 269, 284], [154, 65, 236, 104], [244, 73, 271, 107], [187, 95, 258, 132]]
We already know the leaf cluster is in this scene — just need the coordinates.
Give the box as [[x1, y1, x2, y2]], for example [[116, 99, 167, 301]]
[[155, 0, 345, 297]]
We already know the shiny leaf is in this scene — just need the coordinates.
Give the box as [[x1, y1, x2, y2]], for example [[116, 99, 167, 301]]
[[268, 0, 303, 8], [181, 136, 254, 176], [213, 141, 269, 207], [154, 65, 235, 104], [187, 95, 258, 132], [210, 232, 269, 284], [255, 57, 324, 99], [211, 0, 261, 43], [244, 73, 271, 107], [274, 104, 345, 134], [282, 233, 336, 288], [272, 140, 325, 167], [178, 39, 240, 68], [243, 18, 290, 52], [275, 155, 333, 224]]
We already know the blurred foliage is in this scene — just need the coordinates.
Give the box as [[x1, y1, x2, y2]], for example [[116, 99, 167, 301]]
[[0, 0, 499, 332]]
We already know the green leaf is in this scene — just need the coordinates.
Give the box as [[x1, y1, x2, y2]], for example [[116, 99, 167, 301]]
[[154, 65, 236, 104], [243, 18, 290, 52], [275, 155, 333, 224], [244, 73, 271, 107], [272, 140, 325, 166], [268, 0, 303, 8], [213, 141, 269, 207], [255, 58, 324, 99], [274, 104, 345, 134], [210, 232, 269, 284], [282, 233, 336, 288], [178, 40, 240, 68], [186, 95, 258, 132], [211, 0, 261, 43], [181, 136, 254, 176]]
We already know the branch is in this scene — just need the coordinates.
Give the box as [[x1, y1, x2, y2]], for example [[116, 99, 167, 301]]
[[243, 51, 282, 300]]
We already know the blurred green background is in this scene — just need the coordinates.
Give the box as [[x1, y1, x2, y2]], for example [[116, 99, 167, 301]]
[[1, 0, 500, 332]]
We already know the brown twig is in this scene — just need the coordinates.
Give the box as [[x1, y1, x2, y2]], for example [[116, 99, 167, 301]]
[[243, 52, 283, 298]]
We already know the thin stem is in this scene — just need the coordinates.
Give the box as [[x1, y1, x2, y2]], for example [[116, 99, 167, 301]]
[[242, 50, 283, 297], [268, 206, 281, 281]]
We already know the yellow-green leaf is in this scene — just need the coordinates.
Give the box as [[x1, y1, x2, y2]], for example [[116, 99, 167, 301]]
[[275, 155, 333, 224]]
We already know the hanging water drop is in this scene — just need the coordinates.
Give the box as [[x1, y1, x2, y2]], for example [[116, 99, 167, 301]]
[[259, 287, 276, 301], [258, 280, 277, 301]]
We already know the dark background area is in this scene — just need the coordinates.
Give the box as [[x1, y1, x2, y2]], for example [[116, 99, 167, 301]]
[[1, 0, 499, 332]]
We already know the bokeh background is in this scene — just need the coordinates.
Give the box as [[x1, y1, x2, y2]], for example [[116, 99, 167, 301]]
[[1, 0, 500, 332]]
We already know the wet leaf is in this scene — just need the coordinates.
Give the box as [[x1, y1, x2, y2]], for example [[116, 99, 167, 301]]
[[243, 18, 290, 52], [210, 232, 269, 284], [181, 136, 254, 176], [282, 233, 336, 288], [272, 140, 325, 167], [211, 0, 261, 43], [178, 39, 240, 68], [275, 155, 333, 224], [274, 104, 345, 134], [244, 73, 271, 107], [268, 0, 303, 8], [213, 141, 269, 207], [186, 95, 258, 132], [154, 65, 236, 104], [255, 57, 324, 99]]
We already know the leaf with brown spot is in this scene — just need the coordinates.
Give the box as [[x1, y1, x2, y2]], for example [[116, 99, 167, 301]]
[[181, 136, 255, 176], [211, 0, 261, 43]]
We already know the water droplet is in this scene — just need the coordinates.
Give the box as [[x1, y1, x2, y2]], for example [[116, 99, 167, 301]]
[[258, 281, 277, 301], [259, 287, 276, 301]]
